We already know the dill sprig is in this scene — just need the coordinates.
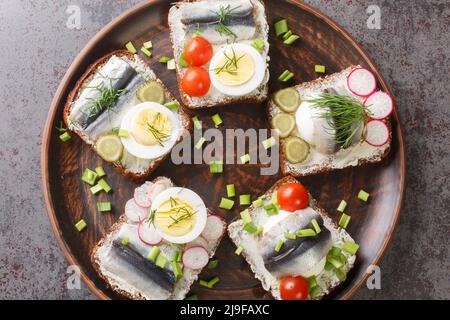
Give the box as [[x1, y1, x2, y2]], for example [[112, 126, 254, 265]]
[[147, 209, 157, 225], [168, 207, 197, 228], [147, 122, 170, 147], [83, 79, 127, 119], [213, 47, 245, 75], [308, 94, 371, 148], [212, 5, 241, 40]]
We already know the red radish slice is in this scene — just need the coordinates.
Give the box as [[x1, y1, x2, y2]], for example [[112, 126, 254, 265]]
[[134, 186, 151, 208], [182, 246, 209, 270], [138, 220, 162, 246], [364, 120, 391, 147], [364, 91, 393, 120], [185, 236, 208, 250], [141, 181, 154, 201], [148, 180, 172, 201], [347, 67, 377, 97], [125, 199, 149, 223], [201, 215, 225, 241]]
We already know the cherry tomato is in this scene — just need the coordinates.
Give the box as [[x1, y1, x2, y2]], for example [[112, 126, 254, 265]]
[[181, 67, 211, 97], [184, 36, 213, 66], [279, 275, 309, 300], [277, 182, 309, 212]]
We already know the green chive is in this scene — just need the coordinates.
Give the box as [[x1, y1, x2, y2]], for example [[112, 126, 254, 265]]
[[262, 137, 276, 149], [178, 53, 188, 68], [207, 276, 220, 288], [199, 280, 210, 288], [212, 113, 223, 128], [121, 237, 129, 246], [337, 200, 347, 212], [140, 46, 152, 57], [185, 294, 198, 300], [252, 38, 265, 52], [329, 246, 342, 257], [143, 41, 153, 49], [117, 129, 129, 138], [243, 222, 259, 234], [342, 241, 359, 255], [274, 19, 289, 37], [147, 247, 160, 262], [252, 198, 264, 208], [159, 56, 171, 64], [81, 168, 98, 186], [278, 70, 294, 82], [240, 210, 252, 224], [338, 213, 351, 229], [172, 251, 181, 262], [296, 228, 316, 237], [307, 275, 318, 289], [275, 239, 284, 252], [155, 255, 168, 269], [264, 203, 279, 216], [90, 184, 103, 195], [97, 202, 111, 212], [282, 30, 293, 41], [284, 232, 296, 240], [195, 137, 206, 150], [315, 65, 326, 73], [358, 190, 370, 202], [164, 101, 179, 111], [125, 41, 136, 54], [75, 219, 87, 232], [283, 34, 300, 45], [172, 261, 183, 279], [240, 154, 251, 164], [207, 259, 219, 269], [219, 198, 234, 210], [327, 255, 343, 269], [59, 131, 71, 142], [311, 219, 321, 234], [95, 166, 106, 178], [192, 116, 202, 130], [235, 246, 244, 255], [335, 268, 347, 282], [97, 179, 112, 193], [226, 184, 236, 197], [210, 160, 223, 174], [309, 285, 321, 299], [239, 194, 251, 206]]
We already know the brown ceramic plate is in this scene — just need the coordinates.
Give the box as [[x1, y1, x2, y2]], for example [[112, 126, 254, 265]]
[[41, 0, 405, 300]]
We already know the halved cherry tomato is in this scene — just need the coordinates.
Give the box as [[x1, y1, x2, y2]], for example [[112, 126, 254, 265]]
[[279, 275, 309, 300], [277, 182, 309, 212], [184, 36, 213, 66], [181, 66, 211, 97]]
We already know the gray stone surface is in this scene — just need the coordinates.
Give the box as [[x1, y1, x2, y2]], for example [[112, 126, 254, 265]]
[[0, 0, 448, 300]]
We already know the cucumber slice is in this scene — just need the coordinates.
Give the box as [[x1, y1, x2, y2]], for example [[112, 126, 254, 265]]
[[274, 88, 300, 113], [136, 81, 165, 104], [95, 135, 123, 162], [272, 113, 296, 138], [285, 136, 310, 164]]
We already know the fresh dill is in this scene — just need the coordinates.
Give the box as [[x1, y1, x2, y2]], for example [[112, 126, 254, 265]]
[[169, 197, 178, 208], [308, 93, 372, 148], [212, 5, 241, 40], [55, 121, 67, 133], [147, 122, 170, 147], [168, 208, 197, 228], [213, 47, 245, 75], [147, 209, 157, 225], [82, 79, 127, 119]]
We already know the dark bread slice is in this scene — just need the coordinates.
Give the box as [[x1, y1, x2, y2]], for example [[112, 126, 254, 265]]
[[63, 50, 192, 181]]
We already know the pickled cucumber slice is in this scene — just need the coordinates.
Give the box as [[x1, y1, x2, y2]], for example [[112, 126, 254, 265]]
[[136, 81, 165, 104], [285, 136, 310, 164], [272, 113, 296, 138], [95, 135, 123, 162], [274, 88, 300, 113]]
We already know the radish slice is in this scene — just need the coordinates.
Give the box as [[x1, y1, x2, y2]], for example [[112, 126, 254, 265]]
[[364, 120, 390, 147], [141, 181, 154, 201], [185, 236, 208, 250], [134, 186, 151, 208], [138, 220, 162, 246], [148, 180, 172, 201], [364, 91, 393, 120], [125, 199, 149, 223], [347, 67, 377, 97], [201, 215, 225, 241], [182, 246, 209, 270]]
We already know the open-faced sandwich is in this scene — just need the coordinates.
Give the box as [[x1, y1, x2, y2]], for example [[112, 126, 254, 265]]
[[228, 176, 359, 300], [168, 0, 270, 109], [92, 177, 226, 300], [64, 50, 191, 180], [268, 66, 392, 176]]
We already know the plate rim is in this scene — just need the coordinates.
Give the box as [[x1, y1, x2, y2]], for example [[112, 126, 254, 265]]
[[40, 0, 406, 300]]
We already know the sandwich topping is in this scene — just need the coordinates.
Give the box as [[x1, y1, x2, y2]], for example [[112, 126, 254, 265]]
[[213, 48, 255, 87], [131, 109, 172, 147]]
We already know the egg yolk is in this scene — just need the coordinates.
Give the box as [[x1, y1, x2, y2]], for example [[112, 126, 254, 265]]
[[131, 109, 172, 146], [154, 198, 196, 237], [214, 50, 255, 87]]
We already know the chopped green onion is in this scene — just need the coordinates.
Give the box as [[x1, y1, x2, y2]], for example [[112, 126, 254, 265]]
[[283, 34, 300, 45], [335, 268, 347, 282], [240, 154, 251, 164], [195, 137, 206, 150], [219, 197, 234, 210], [274, 19, 289, 37], [342, 241, 359, 255], [337, 200, 347, 212], [324, 261, 334, 271], [185, 294, 198, 300], [97, 179, 112, 193], [282, 30, 293, 41], [210, 160, 223, 174], [143, 41, 153, 49], [278, 70, 294, 82], [140, 46, 152, 57], [81, 168, 98, 186], [252, 198, 264, 208], [239, 194, 251, 206], [252, 38, 265, 52], [275, 239, 284, 252], [235, 245, 244, 255], [75, 219, 87, 232], [339, 253, 348, 265], [309, 285, 321, 299], [172, 250, 181, 262], [256, 226, 264, 235], [125, 41, 136, 54], [296, 228, 316, 237], [243, 222, 259, 234], [207, 259, 219, 269], [358, 190, 370, 202], [192, 116, 202, 130], [121, 237, 129, 246], [338, 213, 351, 229], [97, 202, 111, 212], [90, 184, 103, 195], [207, 276, 220, 288], [315, 65, 326, 73], [327, 255, 343, 269], [172, 261, 183, 279], [147, 247, 160, 262], [167, 59, 176, 70], [307, 275, 318, 289], [240, 210, 252, 224], [155, 255, 168, 269], [212, 113, 223, 128], [311, 219, 321, 234], [284, 232, 296, 240], [329, 246, 342, 257], [118, 129, 129, 138], [59, 132, 71, 142], [262, 137, 276, 149], [178, 53, 188, 68], [199, 279, 210, 288], [226, 184, 236, 197], [264, 203, 279, 215], [159, 56, 171, 64], [164, 101, 179, 111]]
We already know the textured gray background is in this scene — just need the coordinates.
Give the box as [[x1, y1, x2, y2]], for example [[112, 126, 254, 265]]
[[0, 0, 448, 300]]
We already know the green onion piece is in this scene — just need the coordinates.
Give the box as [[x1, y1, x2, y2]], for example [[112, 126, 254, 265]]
[[143, 40, 153, 49], [252, 198, 264, 208], [207, 276, 220, 288], [97, 202, 111, 212], [235, 246, 244, 255], [252, 38, 265, 52], [239, 194, 251, 206], [243, 222, 259, 234], [296, 228, 316, 237], [342, 241, 360, 255], [159, 56, 171, 64], [282, 30, 293, 41], [172, 261, 183, 279], [278, 70, 294, 82], [264, 203, 279, 216], [335, 268, 347, 282], [315, 65, 326, 73], [125, 41, 137, 54], [307, 275, 318, 289], [164, 101, 179, 111], [155, 255, 168, 269], [195, 137, 206, 150], [338, 213, 351, 229], [147, 246, 160, 262], [167, 59, 176, 70], [140, 46, 152, 57], [212, 113, 223, 128], [337, 200, 347, 212], [339, 253, 348, 265], [90, 184, 103, 195], [59, 131, 71, 142], [210, 160, 223, 174], [282, 72, 295, 82], [327, 255, 343, 269], [275, 239, 284, 252], [199, 280, 211, 288], [117, 129, 129, 138], [240, 210, 252, 224], [274, 19, 289, 37], [324, 261, 334, 271], [172, 250, 180, 262], [178, 53, 188, 68], [240, 154, 251, 164], [309, 285, 321, 299], [284, 232, 296, 240], [192, 116, 202, 130], [81, 168, 98, 186], [358, 190, 370, 202], [207, 259, 219, 269], [311, 219, 321, 234], [329, 246, 342, 257], [185, 294, 198, 300], [283, 34, 300, 45], [262, 137, 276, 150], [97, 179, 112, 193], [75, 219, 87, 232], [226, 184, 236, 197], [256, 226, 264, 235], [219, 198, 234, 210], [95, 166, 106, 178], [121, 237, 129, 246]]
